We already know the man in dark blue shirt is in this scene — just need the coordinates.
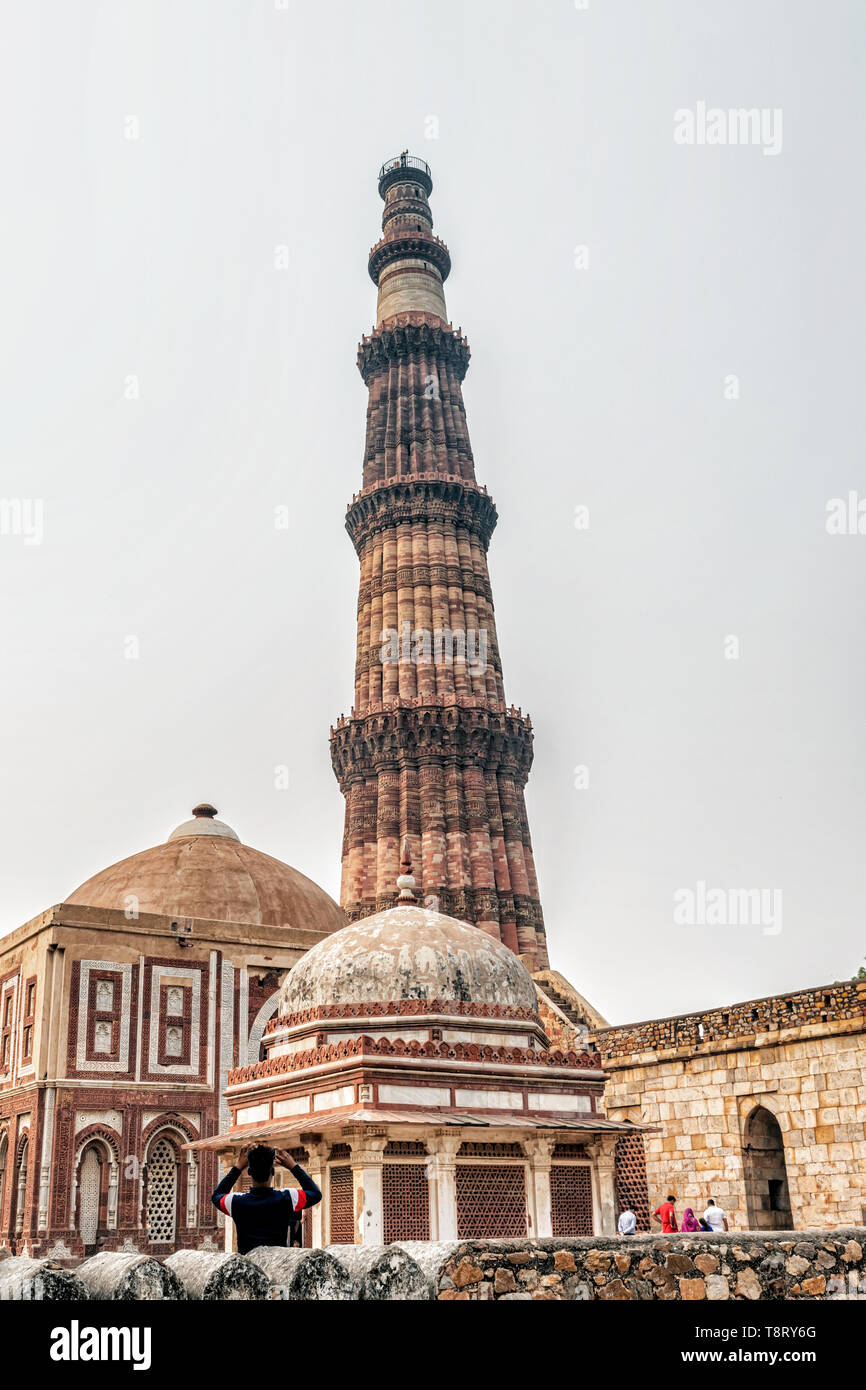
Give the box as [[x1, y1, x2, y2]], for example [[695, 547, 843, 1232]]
[[212, 1143, 322, 1254]]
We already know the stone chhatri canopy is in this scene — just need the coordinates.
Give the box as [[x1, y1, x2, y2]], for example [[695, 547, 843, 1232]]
[[186, 847, 648, 1246]]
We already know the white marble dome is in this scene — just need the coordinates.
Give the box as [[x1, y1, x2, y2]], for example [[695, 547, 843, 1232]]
[[280, 902, 538, 1014]]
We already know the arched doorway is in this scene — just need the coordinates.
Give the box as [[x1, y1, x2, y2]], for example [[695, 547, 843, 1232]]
[[744, 1106, 792, 1229], [146, 1136, 179, 1246], [78, 1146, 102, 1251]]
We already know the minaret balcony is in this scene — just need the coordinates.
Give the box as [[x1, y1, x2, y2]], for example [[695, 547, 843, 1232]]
[[368, 232, 451, 285], [378, 154, 433, 198]]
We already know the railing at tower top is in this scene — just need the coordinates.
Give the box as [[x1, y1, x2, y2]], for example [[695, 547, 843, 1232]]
[[379, 154, 431, 182]]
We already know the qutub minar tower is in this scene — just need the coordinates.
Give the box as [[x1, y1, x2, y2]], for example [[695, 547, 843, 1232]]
[[330, 154, 549, 970]]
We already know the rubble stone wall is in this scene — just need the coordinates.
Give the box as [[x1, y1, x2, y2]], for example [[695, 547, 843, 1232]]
[[430, 1231, 865, 1300], [596, 981, 864, 1058]]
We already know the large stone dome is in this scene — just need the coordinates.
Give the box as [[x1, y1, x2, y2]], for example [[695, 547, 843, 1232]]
[[65, 805, 346, 934], [280, 901, 539, 1014]]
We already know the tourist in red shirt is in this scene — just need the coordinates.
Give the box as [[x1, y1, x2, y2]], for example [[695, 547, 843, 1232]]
[[652, 1194, 678, 1232]]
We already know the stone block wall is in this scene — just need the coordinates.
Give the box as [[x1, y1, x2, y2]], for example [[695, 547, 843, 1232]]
[[593, 981, 866, 1230]]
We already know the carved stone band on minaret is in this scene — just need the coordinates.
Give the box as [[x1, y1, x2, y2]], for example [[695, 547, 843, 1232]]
[[357, 316, 470, 386], [345, 477, 498, 555], [330, 154, 550, 971]]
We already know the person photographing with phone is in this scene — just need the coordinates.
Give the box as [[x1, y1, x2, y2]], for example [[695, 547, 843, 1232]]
[[211, 1143, 321, 1254]]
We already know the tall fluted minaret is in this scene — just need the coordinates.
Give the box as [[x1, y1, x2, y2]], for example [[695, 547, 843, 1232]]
[[330, 153, 549, 969]]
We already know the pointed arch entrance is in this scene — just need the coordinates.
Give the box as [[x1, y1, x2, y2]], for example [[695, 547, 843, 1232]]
[[744, 1105, 792, 1229], [146, 1135, 179, 1245]]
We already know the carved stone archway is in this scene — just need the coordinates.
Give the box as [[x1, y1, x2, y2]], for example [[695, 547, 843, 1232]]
[[78, 1147, 101, 1249]]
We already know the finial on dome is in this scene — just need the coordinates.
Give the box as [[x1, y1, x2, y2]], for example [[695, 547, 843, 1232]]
[[192, 804, 218, 819], [396, 836, 417, 901]]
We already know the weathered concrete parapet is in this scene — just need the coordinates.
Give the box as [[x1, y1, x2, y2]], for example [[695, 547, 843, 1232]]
[[76, 1252, 186, 1301], [164, 1251, 270, 1301], [1, 1232, 861, 1300], [247, 1246, 354, 1301], [0, 1256, 88, 1301], [423, 1230, 866, 1301], [394, 1241, 462, 1297], [325, 1243, 429, 1300]]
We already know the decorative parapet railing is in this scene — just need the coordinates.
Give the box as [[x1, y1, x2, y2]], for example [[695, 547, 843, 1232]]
[[265, 998, 538, 1031], [330, 700, 530, 731], [228, 1032, 604, 1087]]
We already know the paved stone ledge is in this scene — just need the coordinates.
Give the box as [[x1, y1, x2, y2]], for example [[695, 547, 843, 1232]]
[[0, 1231, 862, 1299]]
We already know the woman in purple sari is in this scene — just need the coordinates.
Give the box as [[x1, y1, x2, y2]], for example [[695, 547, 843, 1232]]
[[681, 1206, 703, 1232]]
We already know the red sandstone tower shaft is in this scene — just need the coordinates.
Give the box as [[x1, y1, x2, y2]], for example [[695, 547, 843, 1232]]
[[330, 154, 549, 970]]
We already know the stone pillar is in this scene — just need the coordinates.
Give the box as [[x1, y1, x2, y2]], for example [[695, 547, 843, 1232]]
[[37, 1087, 56, 1231], [587, 1136, 618, 1236], [305, 1142, 329, 1249], [426, 1133, 462, 1242], [108, 1160, 120, 1230], [15, 1143, 28, 1235], [348, 1134, 388, 1246], [219, 1155, 236, 1253], [524, 1136, 554, 1238], [424, 1151, 440, 1241], [184, 1154, 197, 1230]]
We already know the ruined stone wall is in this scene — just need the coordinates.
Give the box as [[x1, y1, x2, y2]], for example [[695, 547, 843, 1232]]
[[431, 1231, 865, 1300], [594, 981, 866, 1231], [596, 981, 864, 1059]]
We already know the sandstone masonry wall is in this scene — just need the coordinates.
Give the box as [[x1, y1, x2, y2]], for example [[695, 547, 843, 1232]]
[[594, 981, 866, 1231]]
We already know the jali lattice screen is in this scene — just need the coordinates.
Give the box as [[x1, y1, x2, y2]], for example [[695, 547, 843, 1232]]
[[382, 1162, 430, 1242], [328, 1165, 354, 1244], [614, 1130, 651, 1231], [550, 1163, 594, 1236], [456, 1164, 527, 1238]]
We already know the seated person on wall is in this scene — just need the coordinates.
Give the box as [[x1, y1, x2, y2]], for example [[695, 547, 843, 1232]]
[[212, 1144, 321, 1255]]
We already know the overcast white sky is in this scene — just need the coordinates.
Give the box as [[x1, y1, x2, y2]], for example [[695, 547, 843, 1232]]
[[1, 0, 864, 1024]]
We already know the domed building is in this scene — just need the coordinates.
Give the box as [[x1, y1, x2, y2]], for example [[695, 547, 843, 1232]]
[[189, 854, 642, 1247], [64, 805, 346, 934], [0, 806, 345, 1260]]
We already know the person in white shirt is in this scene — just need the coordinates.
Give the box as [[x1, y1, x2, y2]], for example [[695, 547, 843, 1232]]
[[618, 1206, 637, 1235], [702, 1198, 728, 1232]]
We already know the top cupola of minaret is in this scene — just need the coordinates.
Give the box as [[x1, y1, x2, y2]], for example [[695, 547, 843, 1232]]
[[369, 152, 451, 326]]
